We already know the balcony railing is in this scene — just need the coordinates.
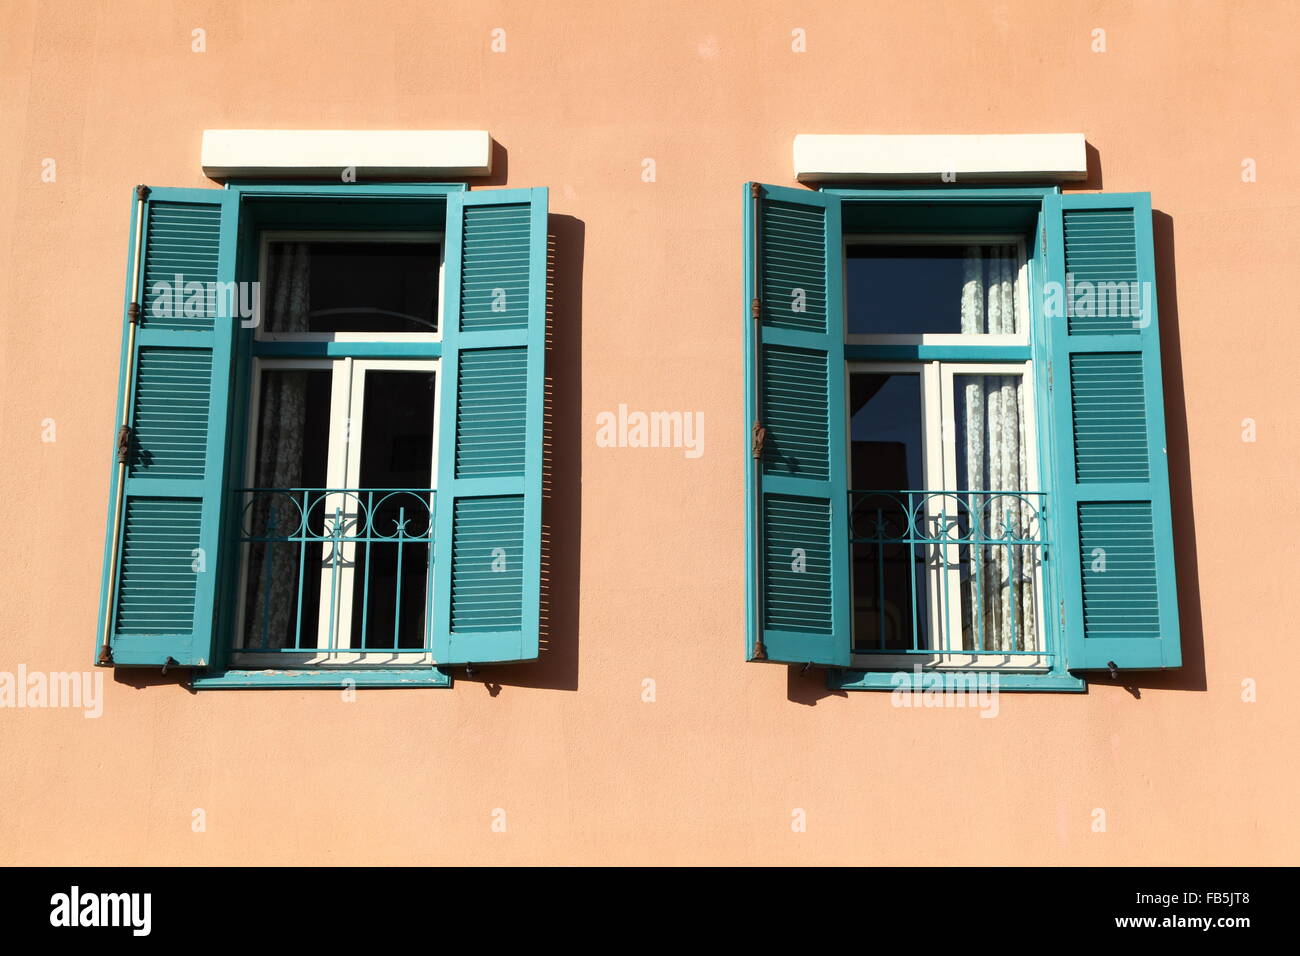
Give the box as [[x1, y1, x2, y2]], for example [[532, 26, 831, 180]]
[[848, 489, 1050, 658], [234, 488, 436, 655]]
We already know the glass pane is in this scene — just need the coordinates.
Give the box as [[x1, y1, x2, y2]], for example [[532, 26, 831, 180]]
[[952, 372, 1039, 652], [846, 243, 1021, 336], [349, 370, 437, 649], [264, 240, 440, 334], [242, 368, 332, 649], [848, 372, 929, 652]]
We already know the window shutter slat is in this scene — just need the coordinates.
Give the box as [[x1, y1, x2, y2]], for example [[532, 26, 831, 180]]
[[744, 183, 850, 667], [433, 189, 547, 665], [97, 187, 237, 667], [1045, 192, 1181, 671]]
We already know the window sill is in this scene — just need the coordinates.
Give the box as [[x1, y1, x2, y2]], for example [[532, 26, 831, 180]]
[[190, 667, 453, 690], [829, 669, 1086, 693]]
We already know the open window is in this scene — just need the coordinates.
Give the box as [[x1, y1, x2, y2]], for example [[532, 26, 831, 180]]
[[743, 183, 1181, 689]]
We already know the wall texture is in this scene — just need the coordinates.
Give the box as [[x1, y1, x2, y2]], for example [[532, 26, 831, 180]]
[[1, 0, 1296, 865]]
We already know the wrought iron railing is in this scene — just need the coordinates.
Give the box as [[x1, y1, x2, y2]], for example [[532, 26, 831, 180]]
[[234, 488, 436, 654], [848, 489, 1050, 658]]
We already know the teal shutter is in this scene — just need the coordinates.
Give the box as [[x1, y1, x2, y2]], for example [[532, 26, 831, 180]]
[[1044, 192, 1181, 670], [96, 186, 238, 667], [433, 188, 547, 664], [744, 183, 850, 666]]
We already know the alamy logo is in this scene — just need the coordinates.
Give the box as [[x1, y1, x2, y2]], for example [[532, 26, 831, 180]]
[[1043, 273, 1154, 328], [0, 666, 102, 718], [594, 404, 704, 459], [149, 276, 260, 327], [49, 886, 151, 936]]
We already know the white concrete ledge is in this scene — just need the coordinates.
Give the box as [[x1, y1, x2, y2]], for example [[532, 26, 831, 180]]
[[794, 133, 1087, 183], [201, 129, 492, 179]]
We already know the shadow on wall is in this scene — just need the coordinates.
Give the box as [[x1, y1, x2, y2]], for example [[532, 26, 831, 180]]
[[787, 206, 1206, 705]]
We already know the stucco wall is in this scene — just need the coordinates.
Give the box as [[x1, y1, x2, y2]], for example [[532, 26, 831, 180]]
[[1, 0, 1296, 865]]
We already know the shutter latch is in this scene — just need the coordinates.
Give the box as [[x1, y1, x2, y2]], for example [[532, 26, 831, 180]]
[[161, 656, 179, 675], [96, 644, 113, 666], [1107, 660, 1119, 679], [116, 425, 132, 465], [751, 421, 767, 459]]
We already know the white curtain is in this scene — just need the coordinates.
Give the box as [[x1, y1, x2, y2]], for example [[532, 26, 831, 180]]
[[958, 245, 1037, 652], [244, 243, 311, 649]]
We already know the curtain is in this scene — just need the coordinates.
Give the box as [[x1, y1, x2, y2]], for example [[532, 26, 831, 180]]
[[244, 243, 311, 649], [958, 245, 1037, 652]]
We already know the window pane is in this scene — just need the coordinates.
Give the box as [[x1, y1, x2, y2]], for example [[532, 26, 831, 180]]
[[848, 372, 929, 652], [242, 368, 332, 649], [350, 370, 437, 649], [264, 240, 439, 334], [846, 243, 1021, 336], [952, 372, 1040, 652]]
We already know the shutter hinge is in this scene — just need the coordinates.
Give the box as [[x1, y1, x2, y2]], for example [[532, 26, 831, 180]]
[[751, 297, 761, 321], [751, 420, 767, 459], [116, 425, 132, 464], [752, 637, 768, 661], [95, 644, 113, 666], [135, 184, 151, 202], [750, 182, 761, 200], [127, 302, 140, 325]]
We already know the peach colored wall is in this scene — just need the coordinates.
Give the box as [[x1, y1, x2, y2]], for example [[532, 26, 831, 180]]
[[1, 0, 1297, 865]]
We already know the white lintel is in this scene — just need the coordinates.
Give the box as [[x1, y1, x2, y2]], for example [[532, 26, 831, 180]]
[[201, 129, 492, 179], [793, 133, 1087, 183]]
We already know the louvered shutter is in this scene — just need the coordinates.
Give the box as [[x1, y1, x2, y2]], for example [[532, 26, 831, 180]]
[[1044, 192, 1181, 670], [744, 184, 850, 666], [433, 188, 547, 664], [96, 187, 238, 667]]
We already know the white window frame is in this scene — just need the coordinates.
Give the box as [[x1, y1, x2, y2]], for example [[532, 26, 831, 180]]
[[233, 356, 441, 668], [254, 230, 445, 343], [842, 233, 1031, 348], [845, 359, 1049, 672]]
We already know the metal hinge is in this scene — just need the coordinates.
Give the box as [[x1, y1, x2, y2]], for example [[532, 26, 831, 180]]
[[751, 297, 761, 320], [750, 182, 761, 200], [751, 420, 767, 459], [135, 184, 151, 202], [116, 425, 132, 464], [127, 302, 140, 325]]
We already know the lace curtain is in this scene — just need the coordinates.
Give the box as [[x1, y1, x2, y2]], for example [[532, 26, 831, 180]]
[[958, 245, 1037, 652], [244, 243, 311, 649]]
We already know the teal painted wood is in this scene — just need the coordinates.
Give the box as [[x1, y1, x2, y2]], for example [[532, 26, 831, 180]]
[[250, 340, 442, 358], [433, 188, 546, 664], [98, 186, 238, 667], [830, 669, 1086, 692], [820, 186, 1061, 201], [1044, 192, 1181, 670], [744, 183, 850, 667], [844, 344, 1032, 362], [192, 668, 452, 689]]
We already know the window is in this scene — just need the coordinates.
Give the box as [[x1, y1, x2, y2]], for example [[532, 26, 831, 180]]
[[96, 184, 548, 687], [743, 184, 1182, 689]]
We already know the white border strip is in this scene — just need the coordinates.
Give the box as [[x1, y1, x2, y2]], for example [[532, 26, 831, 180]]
[[201, 129, 492, 179], [794, 133, 1087, 183]]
